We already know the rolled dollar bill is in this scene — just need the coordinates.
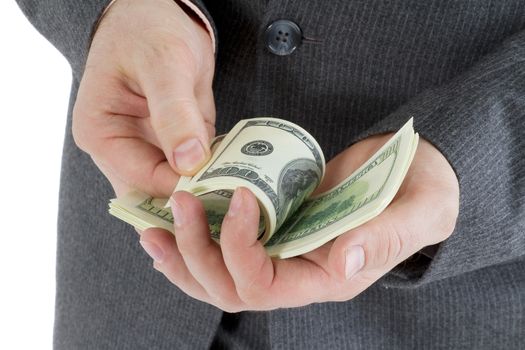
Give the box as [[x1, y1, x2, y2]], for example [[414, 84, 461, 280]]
[[174, 117, 325, 243]]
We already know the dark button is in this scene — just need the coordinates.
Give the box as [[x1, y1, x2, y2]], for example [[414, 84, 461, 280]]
[[265, 20, 302, 56]]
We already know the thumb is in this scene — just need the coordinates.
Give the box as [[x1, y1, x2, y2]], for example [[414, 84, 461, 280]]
[[328, 201, 426, 281], [142, 67, 214, 176]]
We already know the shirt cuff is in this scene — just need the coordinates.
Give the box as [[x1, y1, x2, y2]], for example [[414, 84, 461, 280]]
[[178, 0, 216, 52]]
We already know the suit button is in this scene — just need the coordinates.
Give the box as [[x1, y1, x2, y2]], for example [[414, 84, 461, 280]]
[[264, 20, 302, 56]]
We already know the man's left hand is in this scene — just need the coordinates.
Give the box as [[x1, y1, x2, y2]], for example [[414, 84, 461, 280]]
[[138, 134, 460, 312]]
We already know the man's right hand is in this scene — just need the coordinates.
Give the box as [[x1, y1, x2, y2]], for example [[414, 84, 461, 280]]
[[73, 0, 215, 197]]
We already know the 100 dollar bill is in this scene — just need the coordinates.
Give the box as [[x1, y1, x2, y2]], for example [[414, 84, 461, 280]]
[[172, 118, 325, 243], [109, 117, 418, 258]]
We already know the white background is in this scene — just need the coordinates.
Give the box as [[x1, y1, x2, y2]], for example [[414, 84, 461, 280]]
[[0, 2, 71, 348]]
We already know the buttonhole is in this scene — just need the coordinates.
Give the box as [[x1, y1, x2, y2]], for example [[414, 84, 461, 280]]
[[302, 35, 323, 44]]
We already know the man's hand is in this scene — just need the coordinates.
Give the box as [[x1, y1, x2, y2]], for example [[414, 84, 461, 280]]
[[139, 134, 460, 312], [73, 0, 215, 197]]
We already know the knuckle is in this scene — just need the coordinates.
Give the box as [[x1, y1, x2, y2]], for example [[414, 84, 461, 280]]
[[229, 257, 272, 307], [173, 231, 198, 256], [236, 287, 260, 305], [216, 303, 244, 313], [387, 227, 405, 262], [372, 222, 406, 267], [436, 201, 459, 241], [175, 238, 208, 260], [205, 121, 216, 140], [208, 291, 228, 306], [151, 98, 198, 134], [71, 104, 90, 152], [221, 225, 246, 246], [236, 283, 260, 304], [175, 239, 197, 257], [209, 292, 241, 312], [141, 33, 198, 76], [236, 277, 268, 306]]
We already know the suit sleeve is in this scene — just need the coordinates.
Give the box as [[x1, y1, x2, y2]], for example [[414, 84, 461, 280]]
[[15, 0, 216, 79], [357, 29, 525, 287]]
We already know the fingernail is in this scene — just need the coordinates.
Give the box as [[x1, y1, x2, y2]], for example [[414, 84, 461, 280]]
[[345, 245, 365, 280], [227, 188, 244, 218], [173, 138, 206, 173], [140, 240, 165, 263], [170, 196, 184, 228]]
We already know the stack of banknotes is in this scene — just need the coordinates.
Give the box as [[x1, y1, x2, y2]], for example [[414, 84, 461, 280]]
[[109, 117, 418, 259]]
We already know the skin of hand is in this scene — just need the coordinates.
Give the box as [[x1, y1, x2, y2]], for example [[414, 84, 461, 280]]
[[139, 134, 460, 312], [72, 0, 215, 197]]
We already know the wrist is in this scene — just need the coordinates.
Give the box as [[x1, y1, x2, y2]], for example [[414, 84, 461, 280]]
[[92, 0, 215, 52]]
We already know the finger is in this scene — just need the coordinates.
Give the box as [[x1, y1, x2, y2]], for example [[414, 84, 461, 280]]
[[75, 109, 177, 198], [76, 65, 151, 120], [195, 83, 216, 141], [221, 189, 354, 307], [328, 141, 461, 283], [139, 228, 210, 303], [73, 71, 177, 197], [79, 121, 177, 197], [328, 196, 437, 282], [220, 188, 276, 309], [92, 158, 133, 197], [139, 55, 214, 176], [170, 191, 244, 310], [94, 137, 179, 197]]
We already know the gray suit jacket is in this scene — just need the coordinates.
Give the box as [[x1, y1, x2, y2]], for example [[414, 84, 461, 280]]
[[17, 0, 525, 349]]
